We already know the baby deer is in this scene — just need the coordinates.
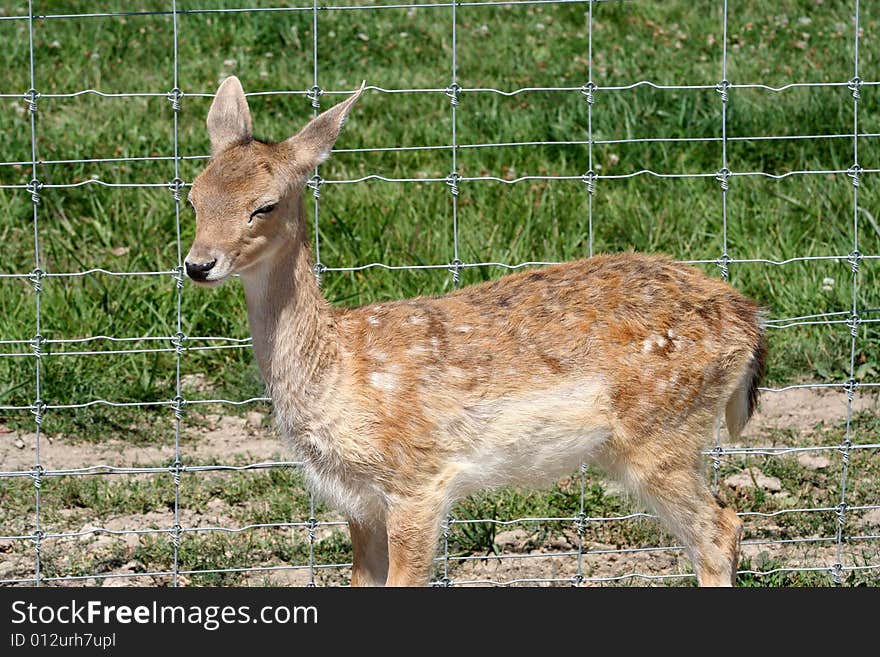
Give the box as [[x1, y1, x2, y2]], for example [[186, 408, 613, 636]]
[[185, 76, 766, 587]]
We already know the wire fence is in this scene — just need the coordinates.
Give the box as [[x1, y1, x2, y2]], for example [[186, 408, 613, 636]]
[[0, 0, 878, 586]]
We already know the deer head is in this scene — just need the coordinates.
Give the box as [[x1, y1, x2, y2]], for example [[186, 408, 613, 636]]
[[185, 76, 363, 285]]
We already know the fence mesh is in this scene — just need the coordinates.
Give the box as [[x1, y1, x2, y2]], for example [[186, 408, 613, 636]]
[[0, 0, 878, 586]]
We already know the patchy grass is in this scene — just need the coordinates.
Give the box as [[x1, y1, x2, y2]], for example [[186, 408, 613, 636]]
[[0, 410, 876, 586]]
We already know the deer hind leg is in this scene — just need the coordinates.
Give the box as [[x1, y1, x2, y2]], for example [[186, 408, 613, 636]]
[[349, 517, 389, 587], [600, 434, 743, 587]]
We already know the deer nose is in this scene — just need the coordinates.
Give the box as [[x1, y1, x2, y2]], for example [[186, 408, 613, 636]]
[[185, 259, 217, 281]]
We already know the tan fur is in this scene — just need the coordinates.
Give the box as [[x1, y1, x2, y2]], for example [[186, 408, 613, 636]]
[[185, 76, 766, 587]]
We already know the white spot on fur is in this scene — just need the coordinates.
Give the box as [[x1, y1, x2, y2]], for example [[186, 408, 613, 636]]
[[456, 325, 473, 333], [407, 315, 426, 325], [407, 345, 428, 356], [369, 371, 397, 392], [447, 366, 468, 380], [642, 334, 668, 354], [367, 316, 379, 326]]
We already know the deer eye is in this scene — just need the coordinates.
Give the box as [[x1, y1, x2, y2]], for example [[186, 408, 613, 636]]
[[249, 203, 277, 222]]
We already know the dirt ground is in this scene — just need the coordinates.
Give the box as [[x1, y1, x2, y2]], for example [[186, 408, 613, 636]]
[[1, 388, 878, 586]]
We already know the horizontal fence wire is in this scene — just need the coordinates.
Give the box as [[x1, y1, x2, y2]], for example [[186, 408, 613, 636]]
[[0, 0, 877, 586]]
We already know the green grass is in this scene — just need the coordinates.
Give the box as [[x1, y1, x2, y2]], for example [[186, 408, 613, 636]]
[[0, 1, 878, 585]]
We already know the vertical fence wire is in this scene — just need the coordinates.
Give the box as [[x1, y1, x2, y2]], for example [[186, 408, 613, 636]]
[[438, 0, 462, 587], [712, 0, 731, 492], [574, 0, 596, 588], [307, 0, 321, 587], [835, 0, 862, 586], [448, 1, 462, 286], [25, 0, 43, 588], [169, 0, 184, 588]]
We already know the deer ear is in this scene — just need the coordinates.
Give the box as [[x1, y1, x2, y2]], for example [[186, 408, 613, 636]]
[[286, 82, 365, 174], [207, 76, 253, 155]]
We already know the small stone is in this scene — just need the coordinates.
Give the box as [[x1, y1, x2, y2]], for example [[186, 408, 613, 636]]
[[547, 536, 571, 551], [0, 558, 23, 578], [246, 411, 265, 429], [860, 508, 880, 528], [493, 528, 531, 551], [223, 58, 237, 68], [14, 438, 25, 449], [356, 32, 369, 42], [723, 468, 782, 492], [110, 246, 130, 257], [797, 453, 831, 470]]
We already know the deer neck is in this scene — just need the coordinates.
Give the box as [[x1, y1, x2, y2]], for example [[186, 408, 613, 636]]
[[240, 205, 339, 430]]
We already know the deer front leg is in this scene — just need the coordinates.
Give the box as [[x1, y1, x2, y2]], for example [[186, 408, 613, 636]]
[[385, 497, 445, 587], [349, 517, 389, 587]]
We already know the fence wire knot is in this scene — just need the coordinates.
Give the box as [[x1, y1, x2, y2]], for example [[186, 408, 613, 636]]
[[172, 395, 185, 422], [30, 333, 44, 359], [831, 561, 843, 585], [574, 511, 588, 538], [835, 502, 847, 527], [28, 267, 43, 294], [842, 379, 857, 404], [169, 523, 182, 549], [848, 76, 861, 100], [570, 573, 585, 586], [33, 529, 43, 558], [716, 253, 731, 280], [445, 83, 461, 107], [448, 258, 463, 285], [166, 87, 183, 111], [307, 85, 323, 109], [23, 88, 40, 113], [838, 434, 852, 465], [307, 516, 318, 542], [581, 170, 597, 194], [307, 174, 324, 199], [446, 172, 460, 197], [846, 313, 860, 339], [715, 79, 730, 103], [580, 81, 597, 105], [169, 459, 183, 487], [711, 444, 723, 472], [26, 178, 43, 205], [171, 331, 187, 356], [847, 164, 862, 188], [31, 399, 45, 428], [168, 177, 185, 202], [715, 167, 730, 192], [846, 250, 861, 275], [172, 265, 185, 290], [313, 262, 326, 286], [31, 464, 44, 490]]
